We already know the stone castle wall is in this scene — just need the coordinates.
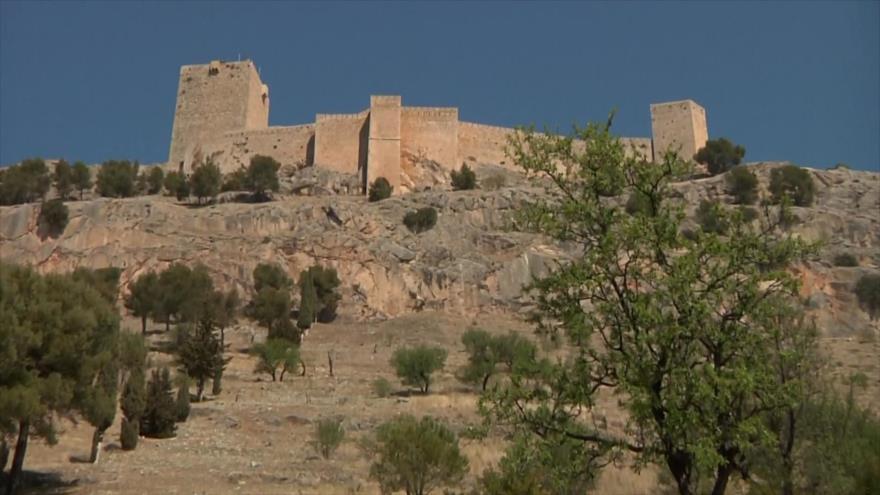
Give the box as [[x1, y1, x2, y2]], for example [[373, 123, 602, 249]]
[[197, 124, 314, 173], [401, 107, 459, 175], [314, 112, 369, 175], [367, 96, 402, 191], [650, 100, 707, 162], [458, 122, 517, 167]]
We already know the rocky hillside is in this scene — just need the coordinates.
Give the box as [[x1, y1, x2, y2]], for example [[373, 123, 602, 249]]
[[1, 162, 878, 337]]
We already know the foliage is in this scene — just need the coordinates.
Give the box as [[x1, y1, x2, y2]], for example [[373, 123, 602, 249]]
[[695, 199, 728, 234], [300, 265, 341, 324], [832, 253, 858, 267], [154, 263, 216, 331], [450, 163, 477, 190], [314, 417, 345, 459], [769, 165, 815, 207], [53, 159, 73, 200], [0, 157, 51, 205], [120, 368, 146, 451], [141, 368, 176, 439], [297, 271, 317, 330], [221, 168, 248, 192], [625, 190, 655, 216], [372, 377, 393, 398], [252, 287, 293, 336], [253, 262, 292, 292], [96, 159, 139, 198], [725, 166, 758, 205], [125, 271, 161, 335], [366, 415, 468, 495], [694, 137, 746, 175], [176, 320, 225, 401], [189, 160, 222, 204], [369, 176, 393, 202], [119, 418, 139, 451], [39, 198, 69, 235], [391, 345, 447, 394], [854, 273, 880, 320], [175, 378, 190, 422], [72, 161, 92, 200], [403, 207, 438, 233], [252, 338, 300, 382], [459, 329, 536, 391], [71, 266, 121, 305], [147, 166, 164, 194], [483, 119, 816, 495], [163, 171, 186, 198], [136, 170, 149, 195], [245, 155, 280, 201]]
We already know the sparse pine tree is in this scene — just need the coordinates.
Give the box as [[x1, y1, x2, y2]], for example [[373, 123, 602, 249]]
[[53, 159, 73, 199], [147, 166, 164, 194], [176, 319, 225, 401], [72, 161, 92, 200], [125, 271, 161, 335]]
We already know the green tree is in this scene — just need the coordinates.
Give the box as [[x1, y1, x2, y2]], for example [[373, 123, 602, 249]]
[[119, 367, 145, 451], [125, 271, 160, 335], [96, 159, 139, 198], [71, 266, 121, 305], [366, 415, 468, 495], [0, 263, 120, 494], [0, 158, 51, 205], [451, 163, 477, 190], [141, 368, 176, 439], [313, 417, 345, 459], [369, 176, 393, 202], [147, 166, 164, 194], [769, 164, 816, 207], [245, 154, 280, 201], [252, 338, 300, 382], [483, 119, 815, 495], [253, 262, 292, 292], [163, 171, 185, 197], [297, 265, 341, 325], [403, 207, 438, 233], [297, 272, 317, 331], [174, 377, 190, 422], [176, 320, 225, 401], [154, 263, 215, 331], [391, 345, 447, 394], [459, 329, 536, 391], [80, 358, 118, 463], [854, 273, 880, 320], [694, 137, 746, 175], [252, 287, 293, 337], [189, 160, 222, 204], [39, 198, 69, 236], [725, 166, 758, 205], [53, 159, 73, 200], [72, 161, 92, 200], [625, 189, 655, 216], [695, 199, 728, 234], [221, 168, 248, 192]]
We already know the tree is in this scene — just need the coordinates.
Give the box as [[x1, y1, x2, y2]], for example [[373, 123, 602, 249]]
[[367, 415, 468, 495], [459, 329, 536, 391], [854, 273, 880, 320], [252, 338, 301, 382], [189, 160, 222, 204], [695, 199, 728, 234], [175, 377, 190, 422], [483, 119, 815, 495], [450, 163, 477, 190], [391, 345, 447, 394], [119, 368, 145, 450], [141, 368, 176, 439], [0, 158, 50, 205], [53, 159, 73, 200], [39, 198, 69, 236], [80, 358, 118, 463], [403, 207, 438, 233], [252, 287, 293, 336], [71, 266, 121, 305], [369, 176, 393, 201], [307, 265, 341, 323], [125, 271, 161, 335], [297, 272, 317, 331], [96, 160, 139, 198], [176, 320, 225, 401], [154, 263, 204, 331], [314, 417, 345, 459], [245, 155, 280, 201], [221, 168, 248, 192], [147, 166, 164, 194], [769, 164, 816, 207], [253, 262, 292, 292], [0, 263, 120, 494], [71, 161, 92, 200], [725, 166, 758, 205], [163, 171, 186, 198], [694, 137, 746, 175]]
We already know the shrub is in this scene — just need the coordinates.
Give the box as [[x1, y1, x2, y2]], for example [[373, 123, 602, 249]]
[[854, 274, 880, 320], [0, 158, 51, 205], [369, 177, 393, 202], [769, 165, 815, 207], [53, 159, 73, 199], [297, 271, 317, 330], [120, 367, 146, 451], [252, 338, 300, 381], [300, 265, 341, 324], [72, 161, 92, 200], [695, 199, 728, 234], [625, 191, 654, 216], [189, 160, 222, 204], [253, 262, 293, 292], [459, 330, 537, 391], [391, 345, 447, 394], [252, 287, 293, 337], [738, 206, 759, 223], [175, 379, 190, 422], [372, 377, 393, 398], [481, 174, 507, 191], [694, 137, 746, 175], [314, 417, 345, 459], [725, 166, 758, 205], [141, 368, 177, 439], [96, 160, 139, 198], [833, 253, 858, 267], [367, 415, 468, 495], [221, 168, 248, 192], [451, 163, 477, 190], [147, 166, 164, 194], [246, 155, 280, 201], [120, 418, 139, 451], [163, 171, 185, 197], [39, 198, 69, 235], [403, 207, 438, 233]]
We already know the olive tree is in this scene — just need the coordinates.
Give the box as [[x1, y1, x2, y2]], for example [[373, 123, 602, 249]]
[[391, 345, 447, 394]]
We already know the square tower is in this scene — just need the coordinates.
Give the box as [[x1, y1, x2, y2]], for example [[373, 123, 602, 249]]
[[650, 100, 708, 163], [367, 95, 402, 192]]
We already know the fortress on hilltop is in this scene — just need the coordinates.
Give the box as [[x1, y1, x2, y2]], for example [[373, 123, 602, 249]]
[[168, 60, 709, 193]]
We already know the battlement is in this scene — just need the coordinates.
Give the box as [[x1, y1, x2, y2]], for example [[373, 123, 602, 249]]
[[316, 111, 370, 121], [402, 107, 459, 120], [371, 95, 402, 107]]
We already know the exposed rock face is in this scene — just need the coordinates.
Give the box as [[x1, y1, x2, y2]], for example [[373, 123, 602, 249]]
[[1, 162, 877, 336]]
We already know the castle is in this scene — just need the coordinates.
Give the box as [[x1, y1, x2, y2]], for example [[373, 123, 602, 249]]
[[168, 60, 708, 193]]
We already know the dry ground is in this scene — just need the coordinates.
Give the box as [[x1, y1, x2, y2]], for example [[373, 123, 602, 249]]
[[14, 311, 880, 495]]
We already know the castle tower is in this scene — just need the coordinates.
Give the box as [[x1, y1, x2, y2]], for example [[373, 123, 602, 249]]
[[367, 95, 402, 191], [168, 60, 269, 172], [650, 99, 708, 162]]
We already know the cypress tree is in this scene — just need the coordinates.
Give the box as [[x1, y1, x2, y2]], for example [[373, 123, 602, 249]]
[[297, 271, 317, 330], [120, 367, 146, 450], [141, 368, 176, 439], [175, 378, 191, 422]]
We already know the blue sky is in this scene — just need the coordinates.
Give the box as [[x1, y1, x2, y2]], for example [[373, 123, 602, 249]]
[[1, 1, 878, 170]]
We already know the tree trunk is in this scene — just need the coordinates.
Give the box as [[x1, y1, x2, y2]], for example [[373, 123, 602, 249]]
[[0, 438, 9, 474], [88, 427, 105, 464], [327, 352, 334, 377], [300, 361, 306, 377], [710, 464, 732, 495], [196, 379, 205, 402], [482, 372, 492, 391], [141, 315, 147, 335], [165, 318, 170, 332], [6, 421, 30, 495], [212, 368, 222, 396]]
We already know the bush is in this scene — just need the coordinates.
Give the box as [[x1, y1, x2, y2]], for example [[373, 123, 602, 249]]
[[738, 206, 759, 223], [314, 417, 345, 459], [96, 160, 139, 198], [163, 171, 185, 197], [72, 161, 92, 200], [246, 155, 280, 201], [253, 262, 292, 292], [53, 159, 73, 200], [367, 415, 468, 495], [625, 191, 654, 216], [695, 199, 728, 234], [300, 265, 341, 324], [175, 379, 190, 422], [459, 329, 537, 391], [451, 163, 477, 190], [120, 367, 146, 451], [694, 137, 746, 175], [39, 198, 69, 235], [855, 274, 880, 320], [369, 177, 393, 202], [391, 345, 447, 394], [147, 166, 164, 194], [141, 368, 177, 439], [833, 253, 858, 267], [481, 174, 507, 191], [372, 377, 393, 398], [769, 165, 815, 207], [725, 166, 758, 205], [0, 157, 51, 205], [221, 168, 248, 192], [190, 160, 222, 204], [403, 207, 438, 233], [252, 338, 300, 382], [120, 418, 139, 451]]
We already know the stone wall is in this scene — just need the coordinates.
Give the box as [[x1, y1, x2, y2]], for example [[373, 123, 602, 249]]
[[314, 112, 369, 176], [650, 100, 708, 162], [197, 124, 314, 174], [400, 107, 459, 188], [458, 122, 516, 168], [367, 96, 402, 192]]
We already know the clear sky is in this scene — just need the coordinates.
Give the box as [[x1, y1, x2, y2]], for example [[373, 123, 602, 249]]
[[1, 1, 878, 170]]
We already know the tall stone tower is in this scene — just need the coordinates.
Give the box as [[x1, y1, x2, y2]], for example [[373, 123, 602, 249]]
[[367, 95, 402, 190], [650, 99, 708, 162], [168, 60, 269, 171]]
